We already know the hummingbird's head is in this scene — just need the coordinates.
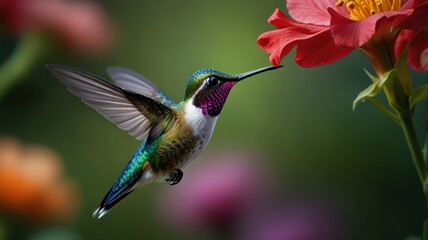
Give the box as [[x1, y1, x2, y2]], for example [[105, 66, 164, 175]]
[[184, 65, 282, 117]]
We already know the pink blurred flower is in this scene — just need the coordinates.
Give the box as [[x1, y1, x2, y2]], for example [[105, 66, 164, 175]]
[[157, 151, 343, 239], [236, 200, 342, 240], [0, 0, 114, 54], [157, 151, 274, 232], [0, 137, 80, 223]]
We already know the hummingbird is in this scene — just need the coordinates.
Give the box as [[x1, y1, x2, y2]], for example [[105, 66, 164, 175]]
[[46, 64, 281, 219]]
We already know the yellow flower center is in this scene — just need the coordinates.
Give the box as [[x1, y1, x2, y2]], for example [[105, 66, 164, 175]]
[[335, 0, 402, 20]]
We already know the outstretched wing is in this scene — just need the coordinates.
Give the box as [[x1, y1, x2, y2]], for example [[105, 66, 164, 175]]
[[46, 64, 175, 141], [107, 67, 176, 107]]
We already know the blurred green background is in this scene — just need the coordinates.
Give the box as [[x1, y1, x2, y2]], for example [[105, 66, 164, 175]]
[[1, 0, 428, 239]]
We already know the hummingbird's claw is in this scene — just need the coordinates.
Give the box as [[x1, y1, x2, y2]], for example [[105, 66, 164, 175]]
[[165, 168, 183, 185]]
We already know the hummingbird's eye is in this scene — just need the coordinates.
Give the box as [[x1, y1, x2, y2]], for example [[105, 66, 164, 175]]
[[206, 76, 220, 87]]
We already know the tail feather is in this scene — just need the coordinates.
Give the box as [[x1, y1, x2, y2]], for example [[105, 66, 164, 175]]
[[93, 189, 134, 219], [92, 143, 155, 219], [92, 160, 143, 219]]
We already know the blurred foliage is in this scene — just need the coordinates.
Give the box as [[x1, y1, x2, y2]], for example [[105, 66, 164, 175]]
[[0, 0, 427, 239]]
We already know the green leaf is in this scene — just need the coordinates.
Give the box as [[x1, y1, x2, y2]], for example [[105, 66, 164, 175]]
[[353, 81, 382, 110], [410, 85, 428, 110], [395, 49, 412, 96], [353, 69, 393, 109], [381, 69, 409, 114], [365, 97, 400, 124], [364, 69, 379, 83], [353, 69, 400, 124]]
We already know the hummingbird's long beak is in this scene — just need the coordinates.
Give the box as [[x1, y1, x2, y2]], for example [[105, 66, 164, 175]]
[[235, 65, 283, 81]]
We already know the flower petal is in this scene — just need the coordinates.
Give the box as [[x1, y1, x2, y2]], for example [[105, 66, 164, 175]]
[[258, 28, 299, 66], [286, 0, 347, 26], [295, 30, 353, 67], [408, 32, 428, 71], [268, 8, 302, 29], [401, 0, 419, 11], [401, 1, 428, 31], [395, 29, 418, 60], [329, 8, 380, 48], [257, 24, 352, 67], [329, 7, 413, 48]]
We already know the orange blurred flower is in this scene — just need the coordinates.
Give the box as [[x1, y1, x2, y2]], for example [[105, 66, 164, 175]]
[[0, 137, 79, 223]]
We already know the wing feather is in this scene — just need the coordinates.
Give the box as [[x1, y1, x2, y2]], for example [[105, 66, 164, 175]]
[[46, 64, 174, 141], [107, 67, 176, 107]]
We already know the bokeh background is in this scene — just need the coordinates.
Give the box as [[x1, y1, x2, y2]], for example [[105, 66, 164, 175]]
[[1, 0, 427, 239]]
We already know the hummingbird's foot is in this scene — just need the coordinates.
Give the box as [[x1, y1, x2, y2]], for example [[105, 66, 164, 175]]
[[165, 168, 183, 185]]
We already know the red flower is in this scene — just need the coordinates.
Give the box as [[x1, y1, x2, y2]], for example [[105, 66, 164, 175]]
[[0, 0, 114, 54], [257, 0, 428, 72]]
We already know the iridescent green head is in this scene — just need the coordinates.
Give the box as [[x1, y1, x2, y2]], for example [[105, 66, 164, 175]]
[[183, 66, 282, 117]]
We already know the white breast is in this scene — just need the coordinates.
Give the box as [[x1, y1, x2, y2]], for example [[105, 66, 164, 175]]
[[182, 99, 218, 168]]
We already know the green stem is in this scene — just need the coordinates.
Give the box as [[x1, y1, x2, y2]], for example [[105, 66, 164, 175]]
[[0, 34, 45, 101], [398, 106, 428, 203], [400, 108, 426, 187], [424, 103, 428, 165], [423, 105, 428, 240], [399, 106, 428, 240]]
